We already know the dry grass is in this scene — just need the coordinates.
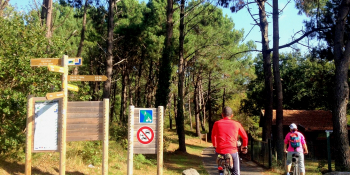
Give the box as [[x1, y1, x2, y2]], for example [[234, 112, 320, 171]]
[[0, 128, 211, 175]]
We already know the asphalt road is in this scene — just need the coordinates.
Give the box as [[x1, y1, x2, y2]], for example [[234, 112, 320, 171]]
[[202, 147, 265, 175]]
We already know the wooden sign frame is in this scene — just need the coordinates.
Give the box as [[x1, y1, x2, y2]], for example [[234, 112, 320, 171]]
[[127, 106, 164, 175], [25, 97, 109, 175]]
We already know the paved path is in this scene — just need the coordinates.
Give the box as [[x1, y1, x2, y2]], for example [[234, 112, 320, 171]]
[[202, 147, 265, 175]]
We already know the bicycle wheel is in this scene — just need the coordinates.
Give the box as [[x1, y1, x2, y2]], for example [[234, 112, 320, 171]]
[[292, 162, 299, 175]]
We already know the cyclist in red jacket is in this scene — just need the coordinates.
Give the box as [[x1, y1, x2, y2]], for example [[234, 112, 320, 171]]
[[211, 106, 248, 175]]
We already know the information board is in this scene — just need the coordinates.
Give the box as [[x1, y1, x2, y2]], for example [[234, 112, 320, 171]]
[[33, 100, 59, 151]]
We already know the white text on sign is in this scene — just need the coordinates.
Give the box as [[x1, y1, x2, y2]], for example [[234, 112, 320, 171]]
[[68, 75, 108, 81], [46, 91, 65, 100], [67, 84, 79, 92]]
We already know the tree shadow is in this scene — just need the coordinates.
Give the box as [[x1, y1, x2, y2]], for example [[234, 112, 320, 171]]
[[184, 130, 199, 137], [0, 159, 53, 175], [0, 159, 88, 175]]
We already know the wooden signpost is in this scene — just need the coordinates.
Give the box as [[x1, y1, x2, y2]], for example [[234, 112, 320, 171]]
[[26, 55, 109, 175], [127, 106, 164, 175]]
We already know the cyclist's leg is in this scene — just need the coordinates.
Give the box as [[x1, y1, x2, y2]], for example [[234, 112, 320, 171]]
[[286, 152, 293, 174], [298, 153, 305, 175], [230, 152, 240, 175]]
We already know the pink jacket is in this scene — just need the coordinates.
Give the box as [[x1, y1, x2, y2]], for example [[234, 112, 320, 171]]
[[284, 131, 306, 152]]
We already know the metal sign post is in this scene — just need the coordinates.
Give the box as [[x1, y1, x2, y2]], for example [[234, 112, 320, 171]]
[[325, 130, 333, 172]]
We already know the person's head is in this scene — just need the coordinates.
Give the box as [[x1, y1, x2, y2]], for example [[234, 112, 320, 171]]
[[289, 123, 298, 132], [221, 106, 233, 119]]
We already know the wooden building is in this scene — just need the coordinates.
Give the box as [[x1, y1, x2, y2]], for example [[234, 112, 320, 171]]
[[260, 110, 350, 159]]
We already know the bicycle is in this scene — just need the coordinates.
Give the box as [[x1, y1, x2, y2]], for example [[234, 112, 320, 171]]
[[216, 153, 233, 175], [290, 152, 300, 175]]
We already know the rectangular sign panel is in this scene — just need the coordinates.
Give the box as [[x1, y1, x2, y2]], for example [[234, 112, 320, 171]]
[[67, 57, 82, 66], [139, 109, 153, 123], [46, 91, 64, 100], [67, 84, 79, 91], [68, 75, 108, 81], [48, 65, 65, 73], [33, 100, 59, 151], [30, 58, 61, 66], [133, 108, 157, 154]]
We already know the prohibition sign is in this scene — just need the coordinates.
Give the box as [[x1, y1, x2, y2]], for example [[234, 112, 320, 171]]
[[137, 126, 154, 144]]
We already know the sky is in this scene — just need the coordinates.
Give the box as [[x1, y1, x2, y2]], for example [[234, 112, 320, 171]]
[[9, 0, 313, 55]]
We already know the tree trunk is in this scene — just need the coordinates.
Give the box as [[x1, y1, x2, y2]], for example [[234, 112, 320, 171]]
[[332, 0, 350, 170], [273, 0, 284, 162], [103, 0, 115, 99], [120, 64, 128, 123], [176, 0, 186, 152], [0, 0, 10, 17], [155, 0, 174, 108], [189, 94, 193, 130], [146, 59, 153, 108], [77, 0, 89, 57], [172, 93, 177, 130], [45, 0, 53, 38], [208, 72, 213, 141], [194, 79, 200, 136], [199, 79, 205, 132], [222, 87, 225, 109], [136, 53, 144, 107], [258, 0, 273, 141]]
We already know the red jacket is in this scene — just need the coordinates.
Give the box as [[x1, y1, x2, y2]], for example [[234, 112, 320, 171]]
[[211, 118, 248, 154]]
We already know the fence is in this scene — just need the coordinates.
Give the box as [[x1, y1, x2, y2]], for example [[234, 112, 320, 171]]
[[245, 135, 272, 168]]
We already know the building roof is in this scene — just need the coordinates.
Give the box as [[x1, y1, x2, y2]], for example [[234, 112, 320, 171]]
[[261, 110, 338, 131]]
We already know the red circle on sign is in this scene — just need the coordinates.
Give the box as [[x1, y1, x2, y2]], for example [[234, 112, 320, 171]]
[[137, 126, 154, 144]]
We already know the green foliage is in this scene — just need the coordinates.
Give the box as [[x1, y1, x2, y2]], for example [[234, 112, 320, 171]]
[[241, 52, 335, 116], [0, 10, 64, 154], [109, 123, 128, 149], [163, 133, 172, 151], [134, 154, 156, 170], [67, 141, 102, 165], [0, 3, 93, 155]]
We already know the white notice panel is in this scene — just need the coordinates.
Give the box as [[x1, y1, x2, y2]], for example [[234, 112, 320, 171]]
[[33, 100, 59, 151]]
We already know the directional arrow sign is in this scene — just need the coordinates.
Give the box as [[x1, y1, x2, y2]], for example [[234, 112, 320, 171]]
[[46, 91, 65, 100], [67, 84, 79, 92], [30, 58, 61, 66], [68, 75, 108, 81], [30, 57, 82, 66], [48, 65, 66, 73]]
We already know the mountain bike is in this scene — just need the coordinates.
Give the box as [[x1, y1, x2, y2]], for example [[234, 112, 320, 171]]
[[216, 153, 233, 175], [290, 152, 300, 175]]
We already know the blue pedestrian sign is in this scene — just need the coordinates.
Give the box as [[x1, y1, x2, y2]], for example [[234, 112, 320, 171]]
[[139, 109, 153, 123]]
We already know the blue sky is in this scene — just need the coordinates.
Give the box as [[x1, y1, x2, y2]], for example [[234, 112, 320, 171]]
[[9, 0, 312, 55]]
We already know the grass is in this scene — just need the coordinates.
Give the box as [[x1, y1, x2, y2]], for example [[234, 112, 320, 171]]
[[264, 159, 336, 175], [0, 128, 212, 175]]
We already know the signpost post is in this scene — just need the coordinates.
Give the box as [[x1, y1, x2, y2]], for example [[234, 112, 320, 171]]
[[325, 130, 333, 172], [60, 55, 68, 175]]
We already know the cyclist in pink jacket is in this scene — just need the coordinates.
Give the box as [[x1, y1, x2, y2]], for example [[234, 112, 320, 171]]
[[284, 123, 308, 175]]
